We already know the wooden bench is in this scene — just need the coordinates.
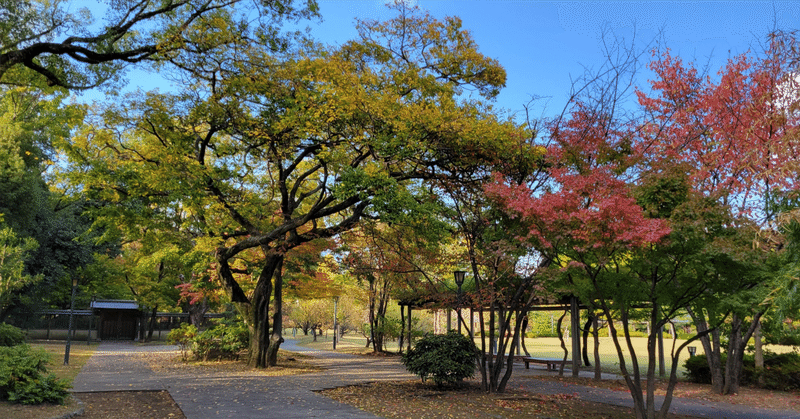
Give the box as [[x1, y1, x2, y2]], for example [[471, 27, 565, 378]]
[[522, 357, 567, 371]]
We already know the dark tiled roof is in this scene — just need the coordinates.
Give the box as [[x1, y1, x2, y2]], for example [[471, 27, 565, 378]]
[[90, 300, 139, 310]]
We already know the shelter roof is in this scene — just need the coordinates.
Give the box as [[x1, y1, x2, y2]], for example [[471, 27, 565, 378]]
[[90, 299, 139, 310]]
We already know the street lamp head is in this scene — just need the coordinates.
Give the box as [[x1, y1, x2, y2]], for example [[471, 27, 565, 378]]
[[72, 277, 79, 287], [454, 271, 466, 287]]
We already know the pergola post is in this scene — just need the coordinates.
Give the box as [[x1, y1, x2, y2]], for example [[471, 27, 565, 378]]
[[469, 308, 474, 339], [407, 306, 413, 352], [399, 304, 405, 353], [570, 296, 580, 377], [657, 306, 665, 377], [447, 310, 451, 331]]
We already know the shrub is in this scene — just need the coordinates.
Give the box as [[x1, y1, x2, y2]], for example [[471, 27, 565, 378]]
[[525, 313, 558, 338], [746, 352, 800, 391], [0, 344, 70, 405], [167, 323, 197, 361], [193, 319, 249, 361], [402, 330, 477, 387], [0, 323, 26, 347], [683, 353, 717, 384], [684, 351, 800, 391]]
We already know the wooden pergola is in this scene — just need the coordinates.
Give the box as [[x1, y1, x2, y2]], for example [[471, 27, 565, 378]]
[[398, 294, 669, 376]]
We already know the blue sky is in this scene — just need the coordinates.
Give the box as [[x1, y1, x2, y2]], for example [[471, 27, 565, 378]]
[[306, 1, 799, 119], [87, 1, 799, 120]]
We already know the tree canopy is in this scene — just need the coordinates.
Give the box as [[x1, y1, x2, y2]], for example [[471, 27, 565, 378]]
[[0, 0, 319, 89], [60, 2, 534, 367]]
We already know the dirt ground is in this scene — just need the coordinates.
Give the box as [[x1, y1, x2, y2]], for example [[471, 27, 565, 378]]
[[77, 390, 186, 419], [5, 349, 800, 419], [0, 390, 185, 419], [69, 375, 800, 419], [322, 380, 699, 419]]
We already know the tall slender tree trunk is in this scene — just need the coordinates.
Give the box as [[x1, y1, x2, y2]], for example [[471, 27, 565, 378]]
[[723, 311, 764, 395], [582, 316, 592, 367], [686, 307, 724, 393], [520, 315, 530, 356], [593, 314, 601, 380], [556, 310, 568, 376], [146, 305, 158, 342], [266, 257, 285, 366]]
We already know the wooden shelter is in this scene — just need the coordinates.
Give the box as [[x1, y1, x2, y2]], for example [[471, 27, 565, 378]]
[[91, 299, 141, 340]]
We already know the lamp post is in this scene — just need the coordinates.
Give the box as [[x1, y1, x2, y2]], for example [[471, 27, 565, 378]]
[[333, 296, 339, 350], [64, 277, 78, 365], [454, 271, 466, 334], [688, 346, 697, 358]]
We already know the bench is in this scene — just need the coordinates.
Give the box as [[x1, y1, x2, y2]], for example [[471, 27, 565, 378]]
[[522, 357, 567, 371]]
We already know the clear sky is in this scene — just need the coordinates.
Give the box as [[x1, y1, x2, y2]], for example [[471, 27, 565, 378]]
[[305, 1, 800, 119], [86, 1, 799, 120]]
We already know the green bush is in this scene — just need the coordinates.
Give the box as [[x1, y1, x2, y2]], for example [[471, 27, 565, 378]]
[[526, 313, 558, 338], [0, 323, 26, 347], [0, 344, 70, 405], [684, 351, 800, 391], [167, 323, 197, 361], [169, 319, 249, 361], [193, 319, 249, 361], [402, 330, 476, 387], [746, 352, 800, 391], [683, 353, 718, 384]]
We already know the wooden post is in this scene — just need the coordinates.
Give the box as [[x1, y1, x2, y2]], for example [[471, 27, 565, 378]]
[[399, 304, 405, 353], [469, 308, 474, 339], [658, 322, 665, 377], [570, 296, 580, 377], [407, 306, 413, 352]]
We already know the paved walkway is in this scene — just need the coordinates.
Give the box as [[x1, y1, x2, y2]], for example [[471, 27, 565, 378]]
[[72, 340, 800, 419]]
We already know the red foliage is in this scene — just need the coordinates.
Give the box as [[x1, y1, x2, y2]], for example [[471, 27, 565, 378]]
[[636, 40, 800, 216], [486, 100, 670, 259]]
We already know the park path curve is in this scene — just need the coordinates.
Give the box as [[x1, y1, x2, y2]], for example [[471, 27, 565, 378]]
[[72, 340, 800, 419], [71, 340, 412, 418]]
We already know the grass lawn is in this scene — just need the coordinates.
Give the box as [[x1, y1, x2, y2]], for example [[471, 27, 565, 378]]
[[292, 330, 796, 378], [0, 340, 98, 419]]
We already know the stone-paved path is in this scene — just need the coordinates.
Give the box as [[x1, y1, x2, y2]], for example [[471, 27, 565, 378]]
[[72, 340, 412, 418], [72, 340, 800, 419]]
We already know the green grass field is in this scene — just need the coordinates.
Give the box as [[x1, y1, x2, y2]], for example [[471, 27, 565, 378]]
[[30, 340, 98, 384], [291, 330, 797, 378]]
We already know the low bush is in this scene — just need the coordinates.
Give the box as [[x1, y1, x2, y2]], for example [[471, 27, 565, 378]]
[[684, 351, 800, 391], [0, 323, 25, 347], [167, 323, 197, 361], [683, 353, 718, 384], [168, 318, 249, 361], [747, 352, 800, 391], [402, 330, 476, 387], [0, 344, 70, 405], [193, 319, 249, 361]]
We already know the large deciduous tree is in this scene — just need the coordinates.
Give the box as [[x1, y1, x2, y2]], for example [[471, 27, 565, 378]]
[[0, 0, 318, 89], [63, 3, 528, 367]]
